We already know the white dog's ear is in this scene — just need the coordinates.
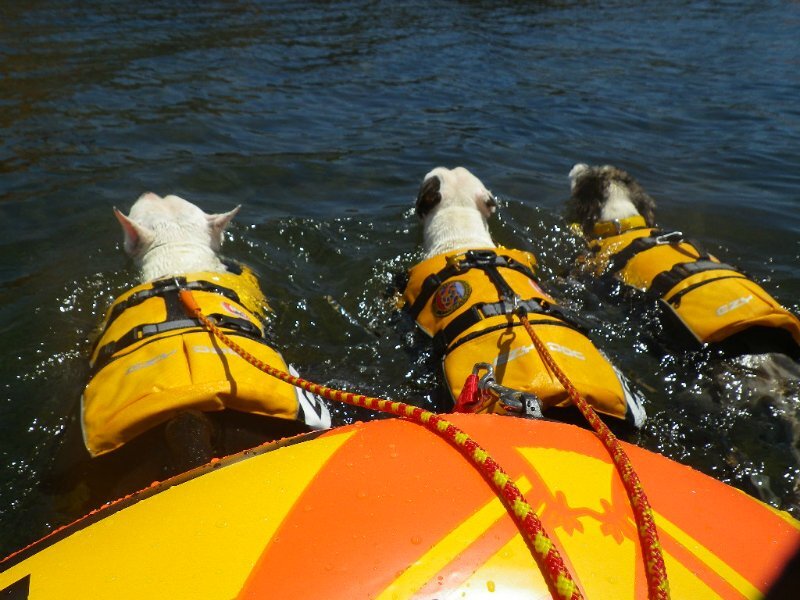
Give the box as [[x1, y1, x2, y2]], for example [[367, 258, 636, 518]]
[[114, 207, 155, 257], [568, 163, 590, 190], [206, 205, 240, 250], [416, 176, 442, 219], [481, 192, 498, 217]]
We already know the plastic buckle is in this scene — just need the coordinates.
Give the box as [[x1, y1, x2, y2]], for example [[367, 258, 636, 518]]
[[464, 249, 498, 267], [655, 231, 683, 245], [445, 254, 464, 268]]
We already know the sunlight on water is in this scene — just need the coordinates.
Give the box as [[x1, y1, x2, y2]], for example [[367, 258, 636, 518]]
[[2, 0, 800, 559]]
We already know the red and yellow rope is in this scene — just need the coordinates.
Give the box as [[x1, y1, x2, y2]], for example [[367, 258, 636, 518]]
[[519, 313, 670, 599], [179, 289, 583, 600]]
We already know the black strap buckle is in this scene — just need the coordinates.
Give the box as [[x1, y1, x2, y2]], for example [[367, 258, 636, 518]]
[[654, 231, 684, 245], [463, 249, 502, 268]]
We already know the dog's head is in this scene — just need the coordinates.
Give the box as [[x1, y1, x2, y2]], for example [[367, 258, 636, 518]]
[[114, 193, 240, 259], [416, 166, 497, 223], [566, 163, 656, 236]]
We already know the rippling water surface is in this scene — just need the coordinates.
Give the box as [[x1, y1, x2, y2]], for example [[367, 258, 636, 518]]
[[2, 0, 800, 557]]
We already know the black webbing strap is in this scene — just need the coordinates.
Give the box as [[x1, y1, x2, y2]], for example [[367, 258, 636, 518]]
[[91, 314, 262, 373], [406, 250, 538, 319], [648, 260, 741, 300], [605, 229, 667, 274], [470, 252, 517, 301], [442, 318, 580, 356], [433, 298, 543, 355], [220, 259, 244, 275], [406, 264, 463, 320], [604, 229, 721, 279], [104, 277, 243, 332], [407, 249, 585, 355], [432, 297, 589, 355], [662, 274, 750, 307]]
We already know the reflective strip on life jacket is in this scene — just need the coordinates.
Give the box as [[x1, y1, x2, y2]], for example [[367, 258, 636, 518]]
[[403, 248, 646, 426], [82, 267, 331, 457], [585, 220, 800, 348]]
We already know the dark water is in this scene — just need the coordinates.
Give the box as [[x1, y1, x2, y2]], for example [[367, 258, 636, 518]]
[[2, 0, 800, 558]]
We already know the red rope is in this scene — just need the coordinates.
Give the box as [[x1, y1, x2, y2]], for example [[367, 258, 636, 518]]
[[179, 289, 583, 600], [454, 372, 481, 412], [519, 314, 670, 599]]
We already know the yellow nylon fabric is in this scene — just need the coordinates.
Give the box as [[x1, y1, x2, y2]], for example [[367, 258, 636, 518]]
[[403, 248, 633, 420], [89, 267, 269, 365], [590, 214, 649, 239], [404, 248, 541, 340], [82, 269, 302, 457], [587, 226, 800, 346]]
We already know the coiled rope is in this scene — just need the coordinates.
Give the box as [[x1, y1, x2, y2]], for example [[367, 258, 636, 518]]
[[178, 289, 583, 600], [518, 313, 670, 600]]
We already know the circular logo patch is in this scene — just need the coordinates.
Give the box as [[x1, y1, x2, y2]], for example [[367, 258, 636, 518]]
[[222, 301, 249, 320], [432, 280, 472, 317]]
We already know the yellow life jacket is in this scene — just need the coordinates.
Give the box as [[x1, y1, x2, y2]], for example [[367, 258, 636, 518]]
[[402, 248, 646, 427], [584, 216, 800, 348], [82, 265, 331, 457]]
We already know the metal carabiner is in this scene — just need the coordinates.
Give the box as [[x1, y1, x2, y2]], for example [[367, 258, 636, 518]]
[[473, 363, 543, 419], [471, 362, 494, 389]]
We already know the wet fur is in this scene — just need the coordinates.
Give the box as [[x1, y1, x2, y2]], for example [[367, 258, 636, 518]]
[[111, 193, 246, 474], [114, 192, 240, 282], [566, 163, 800, 360], [114, 193, 315, 465], [566, 163, 656, 233]]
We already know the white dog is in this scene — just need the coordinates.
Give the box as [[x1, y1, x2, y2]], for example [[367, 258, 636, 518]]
[[82, 193, 330, 479], [403, 166, 646, 427]]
